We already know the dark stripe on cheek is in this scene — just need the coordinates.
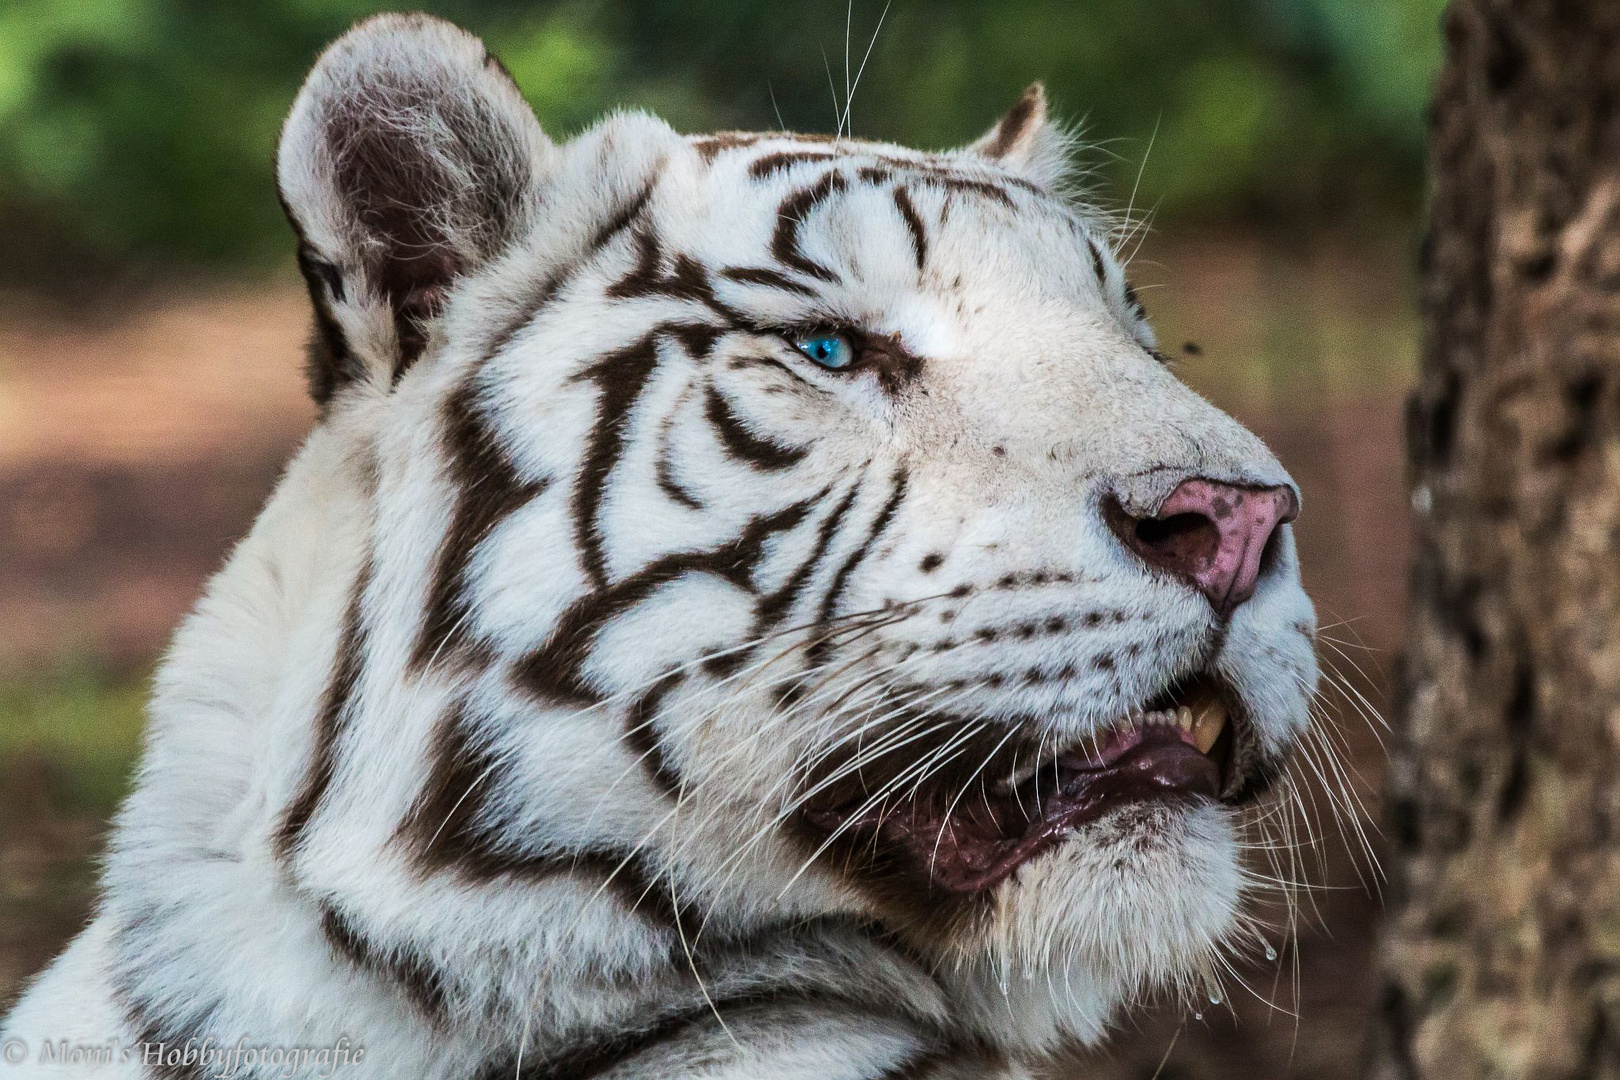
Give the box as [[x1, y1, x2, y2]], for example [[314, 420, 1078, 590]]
[[809, 468, 910, 665], [412, 381, 550, 671], [655, 408, 705, 511], [399, 702, 688, 926], [472, 989, 895, 1080], [752, 480, 864, 633], [401, 698, 507, 875], [624, 673, 687, 799], [319, 903, 450, 1025], [571, 336, 663, 590], [515, 499, 817, 705], [704, 385, 808, 471], [892, 187, 928, 275], [275, 557, 370, 864]]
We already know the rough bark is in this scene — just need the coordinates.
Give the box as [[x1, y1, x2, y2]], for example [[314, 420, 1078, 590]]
[[1369, 2, 1620, 1078]]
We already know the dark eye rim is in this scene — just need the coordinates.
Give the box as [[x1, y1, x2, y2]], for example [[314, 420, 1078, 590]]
[[787, 328, 860, 369], [750, 320, 874, 374]]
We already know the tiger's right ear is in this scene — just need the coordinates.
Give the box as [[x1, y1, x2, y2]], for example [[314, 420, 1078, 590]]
[[964, 84, 1067, 189], [276, 14, 554, 405]]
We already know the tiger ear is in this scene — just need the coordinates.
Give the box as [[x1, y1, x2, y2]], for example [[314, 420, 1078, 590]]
[[276, 14, 554, 405], [964, 83, 1066, 188]]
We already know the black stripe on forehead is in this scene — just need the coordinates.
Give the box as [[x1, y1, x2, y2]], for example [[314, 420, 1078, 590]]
[[870, 155, 1029, 204], [771, 171, 847, 283], [748, 150, 836, 178], [925, 173, 1016, 208], [609, 226, 736, 316], [722, 158, 1025, 299], [592, 175, 658, 249], [693, 131, 765, 161], [892, 186, 928, 275], [719, 265, 816, 295], [860, 160, 1041, 203], [693, 130, 842, 163]]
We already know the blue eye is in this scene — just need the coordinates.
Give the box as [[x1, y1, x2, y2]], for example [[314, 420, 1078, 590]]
[[791, 332, 856, 370]]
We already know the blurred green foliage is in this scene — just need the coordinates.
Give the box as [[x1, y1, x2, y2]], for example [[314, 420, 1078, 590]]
[[0, 0, 1444, 279], [0, 672, 147, 812]]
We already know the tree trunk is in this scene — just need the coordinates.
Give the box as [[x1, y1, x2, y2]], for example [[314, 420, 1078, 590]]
[[1369, 2, 1620, 1078]]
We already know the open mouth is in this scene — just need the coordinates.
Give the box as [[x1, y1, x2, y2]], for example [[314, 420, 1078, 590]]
[[803, 673, 1242, 895]]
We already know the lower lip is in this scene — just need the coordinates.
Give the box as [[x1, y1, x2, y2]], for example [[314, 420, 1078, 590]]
[[925, 739, 1222, 894]]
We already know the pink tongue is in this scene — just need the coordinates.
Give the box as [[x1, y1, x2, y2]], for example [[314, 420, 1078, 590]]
[[1059, 720, 1198, 770]]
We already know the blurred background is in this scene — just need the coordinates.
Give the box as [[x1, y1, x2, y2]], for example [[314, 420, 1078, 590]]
[[0, 1, 1437, 1075]]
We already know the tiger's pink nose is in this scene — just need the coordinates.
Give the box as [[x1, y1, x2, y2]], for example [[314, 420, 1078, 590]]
[[1108, 479, 1298, 618]]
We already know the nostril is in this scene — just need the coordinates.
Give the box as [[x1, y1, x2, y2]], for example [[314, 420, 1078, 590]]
[[1103, 479, 1297, 618], [1130, 512, 1221, 575]]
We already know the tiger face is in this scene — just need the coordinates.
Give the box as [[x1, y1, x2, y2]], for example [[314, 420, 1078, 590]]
[[275, 14, 1316, 1054]]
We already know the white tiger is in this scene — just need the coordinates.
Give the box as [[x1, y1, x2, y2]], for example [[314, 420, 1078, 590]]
[[2, 14, 1318, 1079]]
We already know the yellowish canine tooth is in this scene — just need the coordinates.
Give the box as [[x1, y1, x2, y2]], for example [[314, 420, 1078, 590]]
[[1191, 700, 1228, 755], [1176, 706, 1193, 731]]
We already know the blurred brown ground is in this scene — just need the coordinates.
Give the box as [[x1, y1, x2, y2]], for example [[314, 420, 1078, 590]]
[[0, 230, 1411, 1079]]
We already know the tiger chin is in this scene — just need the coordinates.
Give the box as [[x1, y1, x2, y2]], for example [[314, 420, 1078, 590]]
[[2, 13, 1318, 1080]]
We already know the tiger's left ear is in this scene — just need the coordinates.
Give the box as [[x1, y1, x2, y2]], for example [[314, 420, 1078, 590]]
[[965, 83, 1066, 188]]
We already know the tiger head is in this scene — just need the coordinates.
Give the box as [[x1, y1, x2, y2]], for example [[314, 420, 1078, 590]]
[[272, 14, 1317, 1055]]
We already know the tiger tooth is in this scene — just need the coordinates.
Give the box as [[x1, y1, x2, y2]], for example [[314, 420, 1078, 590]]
[[1177, 706, 1193, 731], [1191, 700, 1228, 756]]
